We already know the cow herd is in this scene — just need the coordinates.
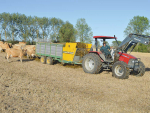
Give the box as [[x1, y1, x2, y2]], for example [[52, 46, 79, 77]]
[[0, 41, 36, 63]]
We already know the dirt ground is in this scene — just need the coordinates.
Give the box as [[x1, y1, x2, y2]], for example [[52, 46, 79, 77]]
[[0, 52, 150, 113]]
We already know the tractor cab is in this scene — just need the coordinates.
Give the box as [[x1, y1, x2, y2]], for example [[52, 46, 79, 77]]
[[91, 36, 117, 62]]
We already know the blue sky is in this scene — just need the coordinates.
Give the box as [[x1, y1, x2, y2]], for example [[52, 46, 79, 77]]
[[0, 0, 150, 45]]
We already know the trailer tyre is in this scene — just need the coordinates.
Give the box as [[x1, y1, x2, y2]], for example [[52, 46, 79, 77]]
[[40, 56, 46, 64], [132, 61, 145, 77], [46, 57, 53, 65], [112, 61, 129, 79], [82, 53, 102, 74]]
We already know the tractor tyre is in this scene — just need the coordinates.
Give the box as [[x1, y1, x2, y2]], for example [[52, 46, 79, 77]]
[[46, 57, 53, 65], [132, 61, 145, 77], [40, 56, 46, 64], [82, 53, 102, 74], [112, 61, 129, 79]]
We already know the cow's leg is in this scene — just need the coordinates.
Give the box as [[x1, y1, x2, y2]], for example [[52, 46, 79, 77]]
[[0, 48, 2, 53], [20, 56, 22, 63], [7, 54, 10, 62], [20, 57, 22, 63], [27, 54, 29, 58]]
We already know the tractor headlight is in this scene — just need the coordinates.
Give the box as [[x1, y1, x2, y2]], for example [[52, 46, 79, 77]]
[[132, 60, 135, 63]]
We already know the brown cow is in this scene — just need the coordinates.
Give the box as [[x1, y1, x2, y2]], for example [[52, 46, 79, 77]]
[[12, 44, 22, 50], [0, 41, 3, 44], [12, 44, 26, 50], [0, 43, 10, 52], [5, 48, 27, 62], [24, 45, 36, 58], [27, 49, 36, 59], [19, 42, 26, 45]]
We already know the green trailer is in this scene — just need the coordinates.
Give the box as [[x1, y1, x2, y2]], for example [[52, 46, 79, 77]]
[[36, 42, 63, 64]]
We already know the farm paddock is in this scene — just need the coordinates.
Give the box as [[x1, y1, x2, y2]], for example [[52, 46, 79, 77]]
[[0, 52, 150, 113]]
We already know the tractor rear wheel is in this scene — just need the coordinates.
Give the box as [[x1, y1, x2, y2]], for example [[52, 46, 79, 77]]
[[112, 61, 129, 79], [46, 57, 53, 65], [82, 53, 102, 74], [132, 61, 145, 76], [40, 56, 46, 64]]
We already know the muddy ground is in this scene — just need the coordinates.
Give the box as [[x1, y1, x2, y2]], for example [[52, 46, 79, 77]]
[[0, 52, 150, 113]]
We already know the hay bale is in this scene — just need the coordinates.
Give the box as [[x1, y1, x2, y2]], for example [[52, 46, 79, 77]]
[[76, 42, 86, 48], [76, 42, 88, 57]]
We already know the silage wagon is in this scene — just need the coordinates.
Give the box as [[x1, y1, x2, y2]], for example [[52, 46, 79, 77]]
[[36, 42, 92, 65]]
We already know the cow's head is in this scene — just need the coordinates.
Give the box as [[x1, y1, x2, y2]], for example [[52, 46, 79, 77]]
[[22, 49, 27, 55], [5, 44, 10, 49], [21, 45, 26, 50]]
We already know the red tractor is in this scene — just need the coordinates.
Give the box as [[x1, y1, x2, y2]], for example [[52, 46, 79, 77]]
[[82, 34, 150, 79]]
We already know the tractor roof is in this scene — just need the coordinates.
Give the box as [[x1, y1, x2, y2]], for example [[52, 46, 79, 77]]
[[93, 36, 117, 39]]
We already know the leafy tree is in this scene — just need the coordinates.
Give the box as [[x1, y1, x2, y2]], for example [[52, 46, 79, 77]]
[[111, 41, 122, 48], [75, 18, 93, 43], [38, 17, 49, 41], [59, 21, 76, 42], [0, 14, 2, 40], [17, 14, 29, 42], [50, 17, 64, 42], [1, 12, 10, 41], [29, 17, 40, 44], [8, 13, 19, 41], [124, 16, 150, 35]]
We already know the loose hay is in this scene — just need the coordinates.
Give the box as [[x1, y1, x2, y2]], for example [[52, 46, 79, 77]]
[[62, 64, 82, 68], [35, 57, 40, 62]]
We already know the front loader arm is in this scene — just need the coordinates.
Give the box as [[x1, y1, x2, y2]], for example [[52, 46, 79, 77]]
[[117, 34, 150, 51]]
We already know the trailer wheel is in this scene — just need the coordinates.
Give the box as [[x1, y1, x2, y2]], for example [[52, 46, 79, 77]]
[[46, 57, 53, 65], [82, 53, 102, 74], [132, 61, 145, 76], [112, 61, 129, 79], [40, 56, 46, 64]]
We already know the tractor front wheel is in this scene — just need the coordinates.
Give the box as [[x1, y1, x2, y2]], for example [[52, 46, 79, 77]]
[[132, 61, 145, 77], [82, 53, 102, 74], [112, 61, 129, 79]]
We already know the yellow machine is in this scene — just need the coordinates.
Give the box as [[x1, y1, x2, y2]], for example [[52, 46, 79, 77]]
[[62, 42, 92, 63]]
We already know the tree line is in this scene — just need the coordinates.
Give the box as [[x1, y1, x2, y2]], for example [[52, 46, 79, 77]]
[[0, 12, 93, 44], [0, 13, 150, 52]]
